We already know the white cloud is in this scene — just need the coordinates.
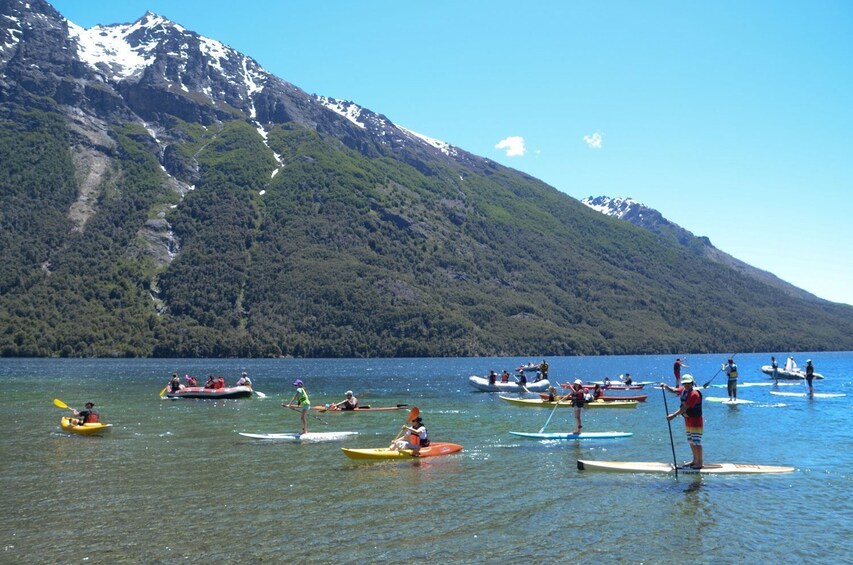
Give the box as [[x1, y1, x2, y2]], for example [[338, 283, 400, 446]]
[[583, 132, 603, 149], [495, 136, 526, 157]]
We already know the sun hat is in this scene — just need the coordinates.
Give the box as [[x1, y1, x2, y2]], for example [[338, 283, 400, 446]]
[[574, 379, 582, 385], [681, 375, 695, 384], [293, 379, 304, 386]]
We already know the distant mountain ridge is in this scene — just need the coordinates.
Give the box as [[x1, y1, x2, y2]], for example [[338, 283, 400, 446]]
[[1, 0, 851, 357], [581, 197, 819, 302]]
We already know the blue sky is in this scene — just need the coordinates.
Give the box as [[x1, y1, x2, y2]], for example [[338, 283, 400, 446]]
[[51, 0, 853, 305]]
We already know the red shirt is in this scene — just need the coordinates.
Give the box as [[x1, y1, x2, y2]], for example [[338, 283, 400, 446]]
[[680, 387, 703, 428]]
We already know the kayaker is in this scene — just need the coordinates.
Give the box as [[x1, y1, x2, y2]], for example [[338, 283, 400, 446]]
[[73, 402, 99, 425], [592, 383, 603, 400], [805, 360, 815, 396], [673, 358, 687, 386], [286, 379, 311, 434], [622, 373, 633, 385], [168, 373, 182, 393], [394, 415, 429, 456], [723, 358, 738, 401], [333, 391, 358, 411], [236, 372, 252, 388], [662, 374, 703, 469], [547, 386, 557, 402], [570, 379, 586, 434]]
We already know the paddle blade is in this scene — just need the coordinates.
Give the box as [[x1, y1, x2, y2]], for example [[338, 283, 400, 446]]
[[53, 398, 69, 409], [158, 386, 168, 398], [407, 406, 419, 423]]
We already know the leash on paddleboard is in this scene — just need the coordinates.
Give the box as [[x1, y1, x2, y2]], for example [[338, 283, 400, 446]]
[[660, 386, 678, 479], [702, 353, 737, 389]]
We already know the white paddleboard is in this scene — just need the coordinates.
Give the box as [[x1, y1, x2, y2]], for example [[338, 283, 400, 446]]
[[509, 431, 633, 440], [577, 460, 795, 474], [706, 397, 754, 405], [711, 382, 798, 388], [239, 431, 358, 442], [769, 391, 846, 399]]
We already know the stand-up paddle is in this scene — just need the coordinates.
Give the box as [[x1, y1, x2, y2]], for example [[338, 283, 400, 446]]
[[539, 391, 567, 433], [703, 353, 736, 389], [254, 390, 267, 398], [282, 404, 329, 426], [660, 386, 678, 479]]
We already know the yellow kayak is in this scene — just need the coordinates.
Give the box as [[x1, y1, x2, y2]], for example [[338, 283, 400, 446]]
[[499, 396, 638, 409], [60, 417, 112, 435]]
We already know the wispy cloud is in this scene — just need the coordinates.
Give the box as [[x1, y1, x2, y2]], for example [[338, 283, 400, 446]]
[[583, 132, 603, 149], [495, 136, 526, 157]]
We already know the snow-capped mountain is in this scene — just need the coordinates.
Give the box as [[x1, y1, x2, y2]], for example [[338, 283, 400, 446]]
[[0, 0, 466, 166]]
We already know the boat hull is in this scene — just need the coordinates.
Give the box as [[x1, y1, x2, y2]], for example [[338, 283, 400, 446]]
[[165, 386, 253, 399], [60, 417, 112, 435], [469, 376, 551, 392], [577, 459, 795, 474], [311, 405, 408, 413], [760, 366, 824, 380], [341, 442, 463, 460], [500, 396, 638, 409]]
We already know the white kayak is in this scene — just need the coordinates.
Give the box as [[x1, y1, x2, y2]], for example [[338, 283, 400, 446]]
[[468, 375, 551, 393], [769, 391, 846, 399], [509, 431, 633, 440], [577, 460, 795, 474], [239, 431, 358, 442], [706, 397, 755, 405]]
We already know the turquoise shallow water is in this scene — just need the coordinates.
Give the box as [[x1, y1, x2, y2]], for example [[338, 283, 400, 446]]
[[2, 352, 851, 563]]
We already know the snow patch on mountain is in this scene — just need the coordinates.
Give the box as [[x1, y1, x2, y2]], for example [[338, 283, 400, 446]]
[[397, 125, 457, 157], [582, 196, 645, 220], [316, 96, 366, 129]]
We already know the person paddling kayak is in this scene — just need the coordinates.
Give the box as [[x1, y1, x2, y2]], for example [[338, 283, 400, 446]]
[[72, 402, 100, 426], [661, 375, 703, 469], [392, 415, 429, 456]]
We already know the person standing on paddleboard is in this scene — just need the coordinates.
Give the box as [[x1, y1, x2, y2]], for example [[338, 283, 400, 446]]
[[673, 358, 687, 386], [805, 360, 816, 397], [286, 379, 311, 434], [723, 358, 738, 401], [662, 375, 703, 469], [771, 356, 779, 384], [569, 379, 586, 434]]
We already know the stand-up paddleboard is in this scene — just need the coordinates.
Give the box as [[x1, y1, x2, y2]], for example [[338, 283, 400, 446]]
[[577, 460, 795, 475], [706, 397, 754, 405], [711, 382, 798, 388], [509, 431, 632, 440], [239, 431, 358, 442], [769, 391, 846, 399]]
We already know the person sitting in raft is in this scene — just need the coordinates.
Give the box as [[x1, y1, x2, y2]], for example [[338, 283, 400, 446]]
[[73, 402, 99, 425], [547, 386, 557, 402], [516, 371, 528, 389], [333, 391, 359, 411], [185, 374, 198, 387], [236, 372, 252, 388], [393, 416, 429, 456], [169, 373, 182, 393], [500, 370, 510, 383], [592, 383, 604, 400], [622, 373, 633, 385], [204, 375, 216, 389], [488, 370, 497, 385], [603, 376, 611, 388], [216, 376, 226, 389]]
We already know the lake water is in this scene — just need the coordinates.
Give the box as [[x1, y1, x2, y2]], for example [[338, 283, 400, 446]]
[[2, 352, 851, 563]]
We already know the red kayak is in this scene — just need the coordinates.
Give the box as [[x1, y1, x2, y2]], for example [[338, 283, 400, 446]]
[[312, 404, 409, 413], [540, 393, 647, 402]]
